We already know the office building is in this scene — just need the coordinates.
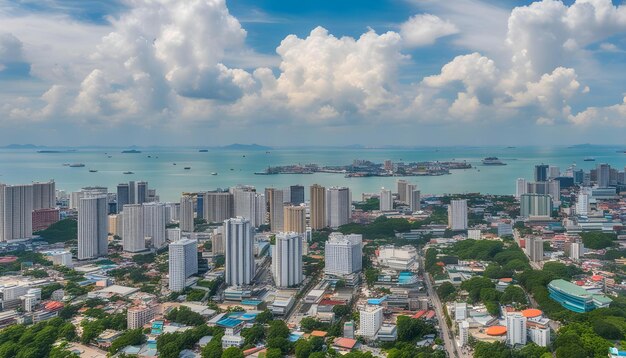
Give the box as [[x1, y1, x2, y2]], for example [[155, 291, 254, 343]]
[[233, 186, 265, 227], [224, 217, 255, 287], [0, 184, 33, 241], [548, 166, 560, 179], [310, 184, 326, 230], [515, 178, 527, 199], [506, 312, 527, 346], [326, 187, 351, 228], [180, 195, 194, 233], [272, 232, 303, 288], [397, 180, 408, 203], [290, 185, 304, 205], [78, 195, 108, 260], [548, 180, 561, 204], [520, 194, 552, 219], [527, 181, 548, 195], [203, 191, 233, 223], [32, 181, 55, 210], [324, 233, 362, 276], [266, 188, 284, 232], [576, 192, 590, 216], [566, 241, 584, 260], [143, 202, 166, 248], [122, 204, 145, 253], [534, 164, 549, 182], [359, 306, 383, 338], [379, 188, 393, 211], [135, 181, 148, 204], [284, 205, 306, 233], [447, 199, 468, 231], [168, 238, 198, 292], [116, 183, 130, 213], [597, 163, 610, 188]]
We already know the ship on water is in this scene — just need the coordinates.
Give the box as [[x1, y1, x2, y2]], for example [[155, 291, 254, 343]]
[[584, 157, 595, 161], [69, 163, 85, 167], [481, 157, 506, 165]]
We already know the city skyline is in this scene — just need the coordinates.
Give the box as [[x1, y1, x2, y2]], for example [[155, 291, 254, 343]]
[[1, 0, 626, 146]]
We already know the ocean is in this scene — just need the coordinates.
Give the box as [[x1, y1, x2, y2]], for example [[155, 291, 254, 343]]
[[0, 146, 623, 202]]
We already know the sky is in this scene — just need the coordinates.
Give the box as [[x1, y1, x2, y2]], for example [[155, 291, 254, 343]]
[[1, 0, 626, 147]]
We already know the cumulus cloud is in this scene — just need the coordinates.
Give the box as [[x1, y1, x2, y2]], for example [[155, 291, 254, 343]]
[[400, 14, 458, 47], [0, 33, 25, 72]]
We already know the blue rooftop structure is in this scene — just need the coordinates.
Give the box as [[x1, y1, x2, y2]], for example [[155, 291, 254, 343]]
[[367, 296, 387, 305]]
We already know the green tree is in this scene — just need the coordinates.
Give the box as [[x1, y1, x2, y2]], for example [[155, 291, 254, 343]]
[[500, 285, 527, 305], [295, 339, 312, 358], [436, 282, 456, 301], [221, 347, 244, 358]]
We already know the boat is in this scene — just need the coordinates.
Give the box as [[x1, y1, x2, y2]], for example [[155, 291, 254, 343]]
[[173, 163, 177, 165], [89, 169, 98, 173], [62, 163, 70, 166], [211, 172, 218, 175], [482, 157, 506, 165], [107, 155, 112, 158], [584, 157, 595, 161], [69, 163, 85, 167], [230, 168, 234, 171], [121, 149, 141, 153], [147, 155, 151, 158], [184, 167, 191, 170], [123, 171, 134, 174], [199, 149, 208, 152]]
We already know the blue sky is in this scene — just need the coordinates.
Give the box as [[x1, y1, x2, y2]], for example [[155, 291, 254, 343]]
[[1, 0, 626, 146]]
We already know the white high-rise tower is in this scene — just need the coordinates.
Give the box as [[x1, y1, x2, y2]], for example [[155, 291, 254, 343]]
[[143, 202, 166, 248], [224, 217, 255, 287], [168, 238, 198, 292], [0, 184, 34, 241], [326, 187, 351, 228], [272, 232, 303, 288], [447, 199, 468, 231], [78, 195, 108, 259], [180, 195, 194, 233], [122, 204, 145, 252]]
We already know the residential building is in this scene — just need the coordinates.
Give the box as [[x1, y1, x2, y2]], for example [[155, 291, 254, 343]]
[[32, 181, 55, 210], [143, 202, 166, 248], [447, 199, 468, 231], [202, 191, 233, 223], [272, 232, 303, 288], [32, 208, 59, 231], [526, 237, 544, 262], [326, 187, 351, 228], [78, 195, 108, 260], [506, 312, 527, 346], [266, 188, 284, 232], [224, 217, 255, 287], [310, 184, 326, 230], [397, 180, 408, 203], [284, 205, 306, 233], [290, 185, 304, 205], [128, 305, 157, 329], [169, 238, 198, 292], [325, 233, 362, 276], [0, 184, 33, 241], [515, 178, 527, 199], [359, 306, 383, 338], [520, 194, 552, 219], [232, 186, 265, 227], [122, 204, 145, 253], [180, 195, 194, 233], [379, 188, 392, 211]]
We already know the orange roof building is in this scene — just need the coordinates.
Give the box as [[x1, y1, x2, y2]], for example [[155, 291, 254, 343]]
[[310, 330, 328, 337], [521, 309, 542, 318], [485, 326, 507, 336], [333, 337, 357, 350]]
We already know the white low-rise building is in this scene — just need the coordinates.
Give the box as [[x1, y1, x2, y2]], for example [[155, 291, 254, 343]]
[[377, 245, 417, 271]]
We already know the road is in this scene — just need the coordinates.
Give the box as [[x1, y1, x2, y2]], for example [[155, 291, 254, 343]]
[[419, 252, 462, 358]]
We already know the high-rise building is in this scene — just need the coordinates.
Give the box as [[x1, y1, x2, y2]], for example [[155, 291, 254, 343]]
[[515, 178, 527, 199], [233, 186, 265, 227], [310, 184, 326, 230], [143, 202, 166, 248], [168, 238, 198, 292], [526, 237, 544, 262], [32, 208, 60, 231], [397, 180, 408, 203], [534, 164, 549, 182], [128, 305, 157, 329], [116, 183, 130, 213], [408, 188, 421, 212], [505, 312, 527, 346], [122, 204, 145, 253], [224, 217, 255, 287], [326, 187, 351, 228], [0, 184, 33, 241], [203, 191, 233, 223], [324, 233, 362, 276], [180, 195, 194, 233], [290, 185, 305, 205], [32, 181, 55, 210], [136, 181, 148, 204], [359, 306, 383, 338], [272, 232, 303, 288], [565, 240, 584, 260], [548, 179, 561, 205], [211, 227, 225, 255], [447, 199, 468, 231], [520, 194, 552, 219], [548, 166, 560, 179], [108, 214, 120, 236], [576, 192, 590, 216], [528, 326, 550, 347], [527, 181, 548, 195], [459, 320, 470, 347], [266, 188, 284, 232], [284, 205, 306, 233], [78, 195, 108, 260], [379, 188, 393, 211], [597, 163, 610, 188]]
